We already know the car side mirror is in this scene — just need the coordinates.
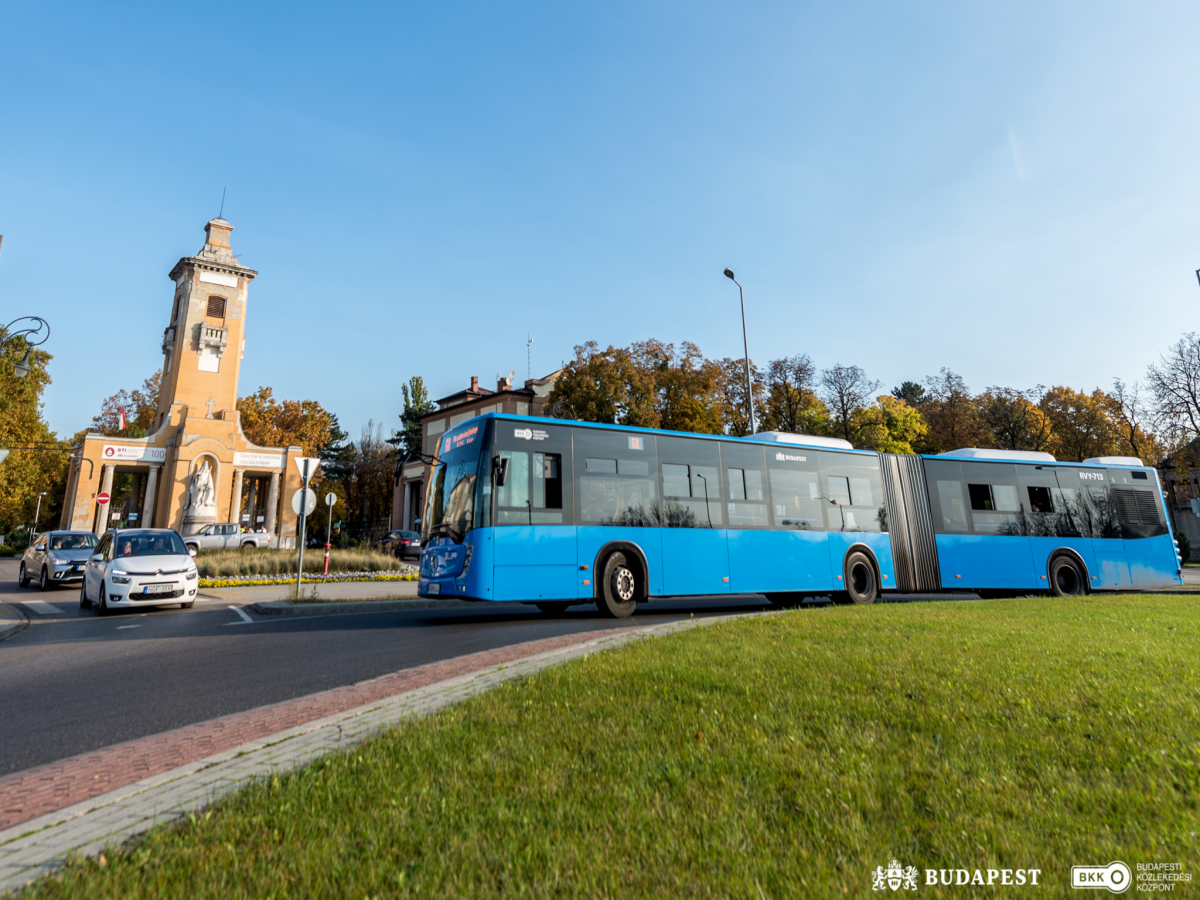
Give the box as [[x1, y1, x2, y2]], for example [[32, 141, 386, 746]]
[[493, 456, 509, 487], [188, 548, 197, 558], [91, 553, 103, 562]]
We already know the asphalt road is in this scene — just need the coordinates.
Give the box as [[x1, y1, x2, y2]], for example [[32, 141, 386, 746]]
[[0, 558, 773, 778]]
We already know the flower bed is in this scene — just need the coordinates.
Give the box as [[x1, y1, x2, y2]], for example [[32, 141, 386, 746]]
[[199, 570, 419, 589]]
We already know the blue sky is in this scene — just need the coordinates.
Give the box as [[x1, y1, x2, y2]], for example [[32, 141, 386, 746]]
[[3, 2, 1199, 441]]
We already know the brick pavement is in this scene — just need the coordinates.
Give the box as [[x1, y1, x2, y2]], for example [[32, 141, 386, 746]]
[[0, 626, 639, 833]]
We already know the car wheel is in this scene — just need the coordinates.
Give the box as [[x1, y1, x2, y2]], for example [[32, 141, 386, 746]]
[[98, 585, 110, 617], [840, 551, 878, 605], [38, 566, 52, 592], [597, 551, 639, 618], [180, 600, 195, 609], [1050, 555, 1087, 597], [186, 544, 199, 555], [18, 563, 29, 588], [79, 580, 91, 609]]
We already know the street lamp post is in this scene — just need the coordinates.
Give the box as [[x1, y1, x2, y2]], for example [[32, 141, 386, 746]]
[[2, 317, 51, 379], [723, 269, 757, 434], [32, 492, 46, 540]]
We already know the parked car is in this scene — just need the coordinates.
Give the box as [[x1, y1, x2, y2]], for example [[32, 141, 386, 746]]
[[18, 531, 99, 591], [378, 529, 421, 560], [80, 529, 198, 615], [184, 523, 272, 552]]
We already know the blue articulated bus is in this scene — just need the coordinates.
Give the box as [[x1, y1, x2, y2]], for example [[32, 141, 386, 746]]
[[417, 414, 1182, 617]]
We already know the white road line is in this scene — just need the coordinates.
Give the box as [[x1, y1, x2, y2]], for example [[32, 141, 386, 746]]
[[229, 605, 253, 624], [116, 624, 140, 630], [20, 600, 71, 616]]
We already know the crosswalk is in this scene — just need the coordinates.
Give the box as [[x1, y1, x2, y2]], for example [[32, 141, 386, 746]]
[[18, 599, 78, 617]]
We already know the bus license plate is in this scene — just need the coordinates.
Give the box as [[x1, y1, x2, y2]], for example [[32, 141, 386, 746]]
[[427, 583, 440, 595], [143, 584, 173, 595]]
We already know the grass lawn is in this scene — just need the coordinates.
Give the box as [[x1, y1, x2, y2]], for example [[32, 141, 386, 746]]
[[22, 594, 1200, 899], [194, 547, 404, 578]]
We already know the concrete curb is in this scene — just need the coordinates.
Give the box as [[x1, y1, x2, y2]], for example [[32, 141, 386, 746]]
[[0, 604, 28, 643], [248, 597, 478, 615], [0, 611, 761, 893]]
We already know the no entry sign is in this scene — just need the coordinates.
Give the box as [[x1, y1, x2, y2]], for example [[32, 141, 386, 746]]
[[97, 492, 110, 505]]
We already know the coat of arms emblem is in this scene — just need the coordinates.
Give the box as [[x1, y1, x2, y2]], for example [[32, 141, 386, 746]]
[[873, 859, 919, 891]]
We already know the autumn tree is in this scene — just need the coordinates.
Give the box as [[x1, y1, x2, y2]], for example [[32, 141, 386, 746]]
[[715, 357, 767, 436], [762, 355, 830, 436], [236, 387, 333, 458], [978, 386, 1051, 452], [820, 364, 880, 443], [852, 395, 928, 454], [1039, 387, 1123, 462], [0, 328, 68, 534], [920, 369, 984, 453], [548, 342, 657, 427], [90, 370, 161, 437], [336, 421, 396, 542]]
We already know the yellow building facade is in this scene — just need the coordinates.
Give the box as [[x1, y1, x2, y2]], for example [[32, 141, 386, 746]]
[[60, 218, 306, 542]]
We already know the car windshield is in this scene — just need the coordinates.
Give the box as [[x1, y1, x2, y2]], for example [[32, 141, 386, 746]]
[[49, 534, 98, 550], [421, 423, 484, 543], [113, 531, 189, 558]]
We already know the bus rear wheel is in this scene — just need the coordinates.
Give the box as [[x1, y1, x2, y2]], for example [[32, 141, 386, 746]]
[[597, 552, 638, 618], [840, 551, 878, 605], [1049, 556, 1087, 597]]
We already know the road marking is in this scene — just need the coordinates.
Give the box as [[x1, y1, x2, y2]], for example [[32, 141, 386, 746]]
[[116, 624, 140, 630], [20, 600, 71, 617], [229, 605, 253, 624]]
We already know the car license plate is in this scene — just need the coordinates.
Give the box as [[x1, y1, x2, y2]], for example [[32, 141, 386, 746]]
[[427, 583, 440, 595], [143, 584, 173, 595]]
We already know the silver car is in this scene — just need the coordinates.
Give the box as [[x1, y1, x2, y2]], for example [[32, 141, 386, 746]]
[[19, 531, 99, 591]]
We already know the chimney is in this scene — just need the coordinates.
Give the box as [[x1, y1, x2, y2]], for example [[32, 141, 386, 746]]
[[470, 376, 479, 392]]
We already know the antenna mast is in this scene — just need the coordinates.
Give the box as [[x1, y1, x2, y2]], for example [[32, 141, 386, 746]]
[[527, 334, 533, 381], [218, 187, 227, 220]]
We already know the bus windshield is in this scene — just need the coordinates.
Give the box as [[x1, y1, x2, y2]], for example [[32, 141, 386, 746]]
[[421, 426, 484, 543]]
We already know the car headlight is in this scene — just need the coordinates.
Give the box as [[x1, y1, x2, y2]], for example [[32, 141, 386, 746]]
[[111, 569, 131, 585], [186, 568, 198, 580]]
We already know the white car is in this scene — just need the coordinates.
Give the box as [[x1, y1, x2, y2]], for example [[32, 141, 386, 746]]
[[80, 529, 199, 615]]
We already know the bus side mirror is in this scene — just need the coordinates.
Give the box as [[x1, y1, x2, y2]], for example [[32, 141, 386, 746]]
[[494, 456, 509, 487]]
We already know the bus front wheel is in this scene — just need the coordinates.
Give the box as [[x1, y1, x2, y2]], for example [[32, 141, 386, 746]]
[[1049, 556, 1087, 597], [840, 551, 878, 605], [597, 552, 638, 618]]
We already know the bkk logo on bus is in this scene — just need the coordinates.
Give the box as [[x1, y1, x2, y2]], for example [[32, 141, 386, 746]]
[[514, 428, 549, 441]]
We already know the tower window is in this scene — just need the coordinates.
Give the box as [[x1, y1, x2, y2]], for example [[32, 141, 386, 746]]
[[206, 296, 227, 319]]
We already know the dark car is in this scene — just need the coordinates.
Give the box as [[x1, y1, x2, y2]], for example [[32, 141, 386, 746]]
[[19, 531, 100, 591], [378, 530, 421, 560]]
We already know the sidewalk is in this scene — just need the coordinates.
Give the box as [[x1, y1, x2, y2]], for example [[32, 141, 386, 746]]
[[0, 615, 748, 893], [199, 578, 422, 603], [0, 604, 26, 643]]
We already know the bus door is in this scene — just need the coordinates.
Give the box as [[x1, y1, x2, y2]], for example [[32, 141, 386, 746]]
[[657, 437, 729, 596], [491, 423, 577, 602], [1021, 465, 1096, 586]]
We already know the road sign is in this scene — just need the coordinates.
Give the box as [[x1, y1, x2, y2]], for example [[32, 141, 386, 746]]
[[325, 492, 337, 507], [291, 488, 317, 516], [293, 457, 321, 481], [97, 492, 110, 505]]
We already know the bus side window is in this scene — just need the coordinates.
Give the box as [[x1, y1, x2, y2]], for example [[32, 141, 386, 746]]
[[936, 480, 969, 532], [1027, 486, 1053, 512], [534, 453, 562, 509]]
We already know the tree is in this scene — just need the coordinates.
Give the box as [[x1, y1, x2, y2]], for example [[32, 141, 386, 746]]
[[853, 395, 928, 454], [0, 327, 68, 534], [1146, 336, 1200, 448], [762, 355, 829, 435], [337, 421, 397, 542], [1110, 378, 1160, 464], [635, 340, 724, 434], [715, 356, 767, 436], [548, 341, 656, 427], [921, 369, 984, 453], [237, 387, 333, 458], [978, 386, 1051, 452], [1039, 386, 1123, 462], [90, 370, 161, 437], [393, 376, 435, 459], [820, 364, 880, 443], [319, 414, 357, 483], [891, 381, 926, 408]]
